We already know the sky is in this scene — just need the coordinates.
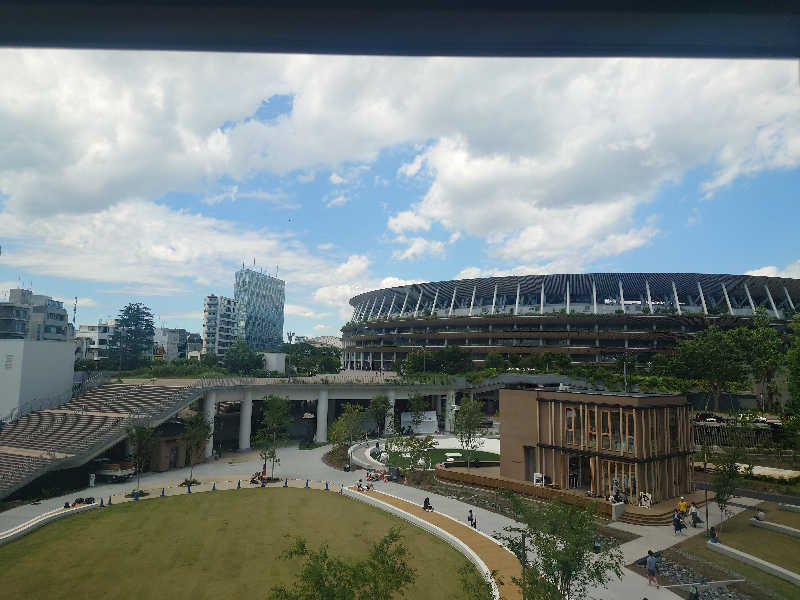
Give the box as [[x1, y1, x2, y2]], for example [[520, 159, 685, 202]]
[[0, 52, 798, 338]]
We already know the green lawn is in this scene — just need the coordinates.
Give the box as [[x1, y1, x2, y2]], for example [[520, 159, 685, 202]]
[[672, 501, 800, 600], [383, 448, 500, 469], [0, 488, 474, 600]]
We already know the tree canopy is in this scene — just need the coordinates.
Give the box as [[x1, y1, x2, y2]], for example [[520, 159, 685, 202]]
[[182, 412, 212, 481], [126, 422, 157, 491], [494, 497, 623, 600], [110, 302, 155, 370], [254, 395, 293, 478], [329, 403, 366, 447], [454, 396, 487, 469], [224, 340, 263, 374], [367, 394, 392, 436], [267, 528, 416, 600]]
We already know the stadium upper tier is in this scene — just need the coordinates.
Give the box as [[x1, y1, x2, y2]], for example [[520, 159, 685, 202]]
[[341, 273, 799, 369]]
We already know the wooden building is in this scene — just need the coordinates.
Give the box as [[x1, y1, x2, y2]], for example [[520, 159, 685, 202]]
[[500, 389, 693, 504]]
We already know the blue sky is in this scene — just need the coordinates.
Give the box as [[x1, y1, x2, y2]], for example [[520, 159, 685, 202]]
[[0, 53, 797, 338]]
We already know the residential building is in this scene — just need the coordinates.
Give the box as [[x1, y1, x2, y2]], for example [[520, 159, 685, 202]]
[[186, 332, 203, 353], [75, 320, 117, 361], [234, 267, 285, 351], [500, 388, 693, 504], [202, 295, 237, 357], [0, 288, 70, 342], [153, 327, 188, 361]]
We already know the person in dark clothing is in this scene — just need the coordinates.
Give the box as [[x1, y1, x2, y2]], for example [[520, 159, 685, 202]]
[[423, 497, 434, 511], [646, 550, 659, 588]]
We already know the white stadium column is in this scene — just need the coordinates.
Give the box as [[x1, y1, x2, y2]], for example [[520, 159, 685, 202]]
[[764, 284, 778, 316], [315, 388, 329, 443], [203, 390, 216, 459], [514, 282, 521, 315], [566, 280, 570, 314], [592, 280, 598, 314], [491, 283, 497, 314], [785, 287, 796, 311], [744, 282, 756, 314], [386, 389, 396, 433], [671, 281, 682, 316], [444, 390, 457, 433], [721, 282, 733, 315], [449, 286, 457, 317], [469, 285, 477, 316], [645, 280, 654, 314], [239, 391, 253, 451], [697, 281, 708, 315]]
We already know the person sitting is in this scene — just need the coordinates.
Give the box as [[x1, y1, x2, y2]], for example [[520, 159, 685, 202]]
[[357, 479, 364, 492], [423, 497, 434, 512], [249, 476, 259, 485], [366, 481, 374, 491], [754, 509, 766, 521], [709, 527, 721, 543]]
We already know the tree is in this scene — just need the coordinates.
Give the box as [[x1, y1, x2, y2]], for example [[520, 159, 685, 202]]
[[438, 345, 474, 374], [391, 435, 438, 470], [454, 396, 487, 469], [786, 315, 800, 416], [254, 395, 292, 478], [329, 403, 366, 448], [182, 412, 212, 482], [110, 302, 155, 370], [494, 496, 623, 600], [368, 394, 391, 436], [407, 393, 426, 432], [126, 422, 157, 492], [733, 308, 785, 411], [200, 352, 219, 368], [485, 352, 508, 371], [268, 528, 416, 600], [224, 340, 262, 374], [458, 565, 501, 600], [712, 443, 743, 530], [669, 325, 748, 411]]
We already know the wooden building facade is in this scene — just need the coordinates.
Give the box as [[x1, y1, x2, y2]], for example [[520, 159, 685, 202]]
[[500, 389, 693, 504]]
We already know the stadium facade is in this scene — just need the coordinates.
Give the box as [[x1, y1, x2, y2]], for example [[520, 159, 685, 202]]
[[342, 273, 800, 370]]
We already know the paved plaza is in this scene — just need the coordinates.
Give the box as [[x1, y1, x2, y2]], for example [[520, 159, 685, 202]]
[[0, 440, 769, 599]]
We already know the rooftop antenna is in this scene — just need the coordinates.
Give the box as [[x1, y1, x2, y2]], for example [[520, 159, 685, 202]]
[[73, 297, 78, 325]]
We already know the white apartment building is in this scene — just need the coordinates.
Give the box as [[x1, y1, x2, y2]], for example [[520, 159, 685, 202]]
[[202, 295, 237, 357], [75, 320, 117, 361], [0, 288, 71, 342]]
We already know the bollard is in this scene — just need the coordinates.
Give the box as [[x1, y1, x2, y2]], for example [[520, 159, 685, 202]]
[[187, 484, 191, 494], [237, 480, 241, 489], [325, 481, 329, 491], [212, 482, 216, 491], [305, 479, 309, 488], [100, 497, 104, 507], [261, 479, 265, 488], [134, 490, 139, 501], [161, 487, 165, 497], [108, 496, 112, 505], [284, 479, 288, 488]]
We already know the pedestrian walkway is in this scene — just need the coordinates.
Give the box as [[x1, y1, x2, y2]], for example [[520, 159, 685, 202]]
[[359, 487, 521, 600]]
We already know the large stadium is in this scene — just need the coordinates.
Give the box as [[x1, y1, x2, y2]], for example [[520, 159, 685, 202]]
[[342, 273, 800, 370]]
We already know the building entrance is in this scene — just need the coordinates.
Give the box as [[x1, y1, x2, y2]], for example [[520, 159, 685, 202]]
[[567, 454, 590, 490]]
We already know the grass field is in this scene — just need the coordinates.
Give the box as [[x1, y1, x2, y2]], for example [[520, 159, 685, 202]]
[[383, 448, 500, 469], [669, 501, 800, 600], [0, 488, 474, 600]]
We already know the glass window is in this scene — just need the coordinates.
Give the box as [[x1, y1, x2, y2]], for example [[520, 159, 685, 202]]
[[601, 410, 611, 450], [588, 410, 596, 446], [626, 413, 635, 453], [611, 411, 621, 451]]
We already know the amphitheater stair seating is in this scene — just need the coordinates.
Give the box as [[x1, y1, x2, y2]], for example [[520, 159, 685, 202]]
[[0, 383, 200, 500]]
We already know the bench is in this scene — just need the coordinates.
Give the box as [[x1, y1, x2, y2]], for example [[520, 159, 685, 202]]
[[706, 541, 800, 586], [750, 518, 800, 538]]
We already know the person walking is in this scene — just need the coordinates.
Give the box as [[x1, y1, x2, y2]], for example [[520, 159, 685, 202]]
[[467, 509, 474, 526], [689, 502, 702, 527], [672, 510, 684, 536], [646, 550, 659, 588]]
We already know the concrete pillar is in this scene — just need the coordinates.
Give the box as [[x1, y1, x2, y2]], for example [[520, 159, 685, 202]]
[[239, 392, 253, 451], [671, 281, 682, 316], [434, 396, 442, 416], [764, 284, 778, 316], [315, 388, 329, 443], [697, 281, 708, 315], [386, 389, 396, 433], [202, 391, 216, 459], [449, 286, 458, 316], [444, 390, 456, 433], [721, 282, 733, 315]]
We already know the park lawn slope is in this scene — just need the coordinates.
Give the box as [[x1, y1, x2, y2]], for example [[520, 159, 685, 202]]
[[385, 448, 499, 469], [671, 502, 800, 600], [0, 488, 473, 600]]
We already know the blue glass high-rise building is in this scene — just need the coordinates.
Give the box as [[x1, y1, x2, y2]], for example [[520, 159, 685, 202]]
[[234, 268, 285, 351]]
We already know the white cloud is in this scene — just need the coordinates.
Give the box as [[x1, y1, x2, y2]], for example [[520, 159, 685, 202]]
[[392, 237, 446, 261], [317, 242, 335, 251], [285, 303, 330, 319], [313, 324, 328, 331], [397, 153, 425, 178], [329, 173, 345, 185], [687, 207, 701, 226], [379, 276, 425, 288], [325, 194, 348, 208], [745, 260, 800, 279]]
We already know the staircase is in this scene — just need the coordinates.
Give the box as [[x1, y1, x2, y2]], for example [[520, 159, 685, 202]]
[[619, 496, 712, 526]]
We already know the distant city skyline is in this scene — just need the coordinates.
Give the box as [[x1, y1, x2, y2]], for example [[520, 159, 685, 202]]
[[0, 51, 797, 338]]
